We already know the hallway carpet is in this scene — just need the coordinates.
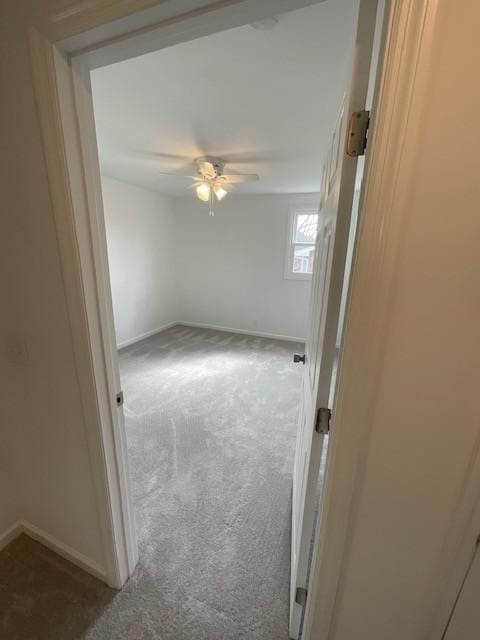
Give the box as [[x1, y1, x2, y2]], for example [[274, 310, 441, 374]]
[[0, 325, 304, 640]]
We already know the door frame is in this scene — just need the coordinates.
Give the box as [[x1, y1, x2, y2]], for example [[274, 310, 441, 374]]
[[27, 0, 464, 637], [29, 0, 340, 592]]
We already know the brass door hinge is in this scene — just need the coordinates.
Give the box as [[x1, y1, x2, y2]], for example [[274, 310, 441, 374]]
[[295, 586, 308, 607], [315, 407, 331, 435], [346, 110, 370, 157]]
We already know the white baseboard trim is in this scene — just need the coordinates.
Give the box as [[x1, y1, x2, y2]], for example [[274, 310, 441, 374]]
[[0, 521, 23, 551], [178, 321, 305, 343], [116, 320, 305, 350], [0, 520, 107, 583], [117, 320, 177, 349]]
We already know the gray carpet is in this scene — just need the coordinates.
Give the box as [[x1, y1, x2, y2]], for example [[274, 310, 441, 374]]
[[0, 325, 304, 639]]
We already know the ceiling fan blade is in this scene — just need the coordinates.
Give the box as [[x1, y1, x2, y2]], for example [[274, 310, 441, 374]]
[[187, 180, 206, 189], [136, 151, 193, 163], [221, 173, 259, 183], [223, 152, 272, 164], [131, 151, 198, 174], [157, 171, 197, 178]]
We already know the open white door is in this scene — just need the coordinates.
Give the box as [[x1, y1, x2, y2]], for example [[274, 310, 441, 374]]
[[289, 1, 378, 637]]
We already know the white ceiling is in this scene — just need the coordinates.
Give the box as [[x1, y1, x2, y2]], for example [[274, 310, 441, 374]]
[[91, 1, 359, 196]]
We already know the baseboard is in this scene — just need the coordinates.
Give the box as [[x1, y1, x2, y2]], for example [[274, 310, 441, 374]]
[[0, 519, 107, 583], [117, 320, 305, 350], [117, 321, 177, 349], [178, 321, 305, 343], [0, 521, 23, 551]]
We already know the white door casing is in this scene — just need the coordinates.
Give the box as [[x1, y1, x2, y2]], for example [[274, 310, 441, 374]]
[[289, 1, 378, 637]]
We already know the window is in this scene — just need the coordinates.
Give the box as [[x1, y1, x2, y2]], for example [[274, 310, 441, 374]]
[[285, 208, 319, 279]]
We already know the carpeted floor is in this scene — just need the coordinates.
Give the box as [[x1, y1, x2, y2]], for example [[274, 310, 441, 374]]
[[0, 325, 304, 640]]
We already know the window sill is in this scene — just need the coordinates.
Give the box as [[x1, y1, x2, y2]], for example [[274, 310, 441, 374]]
[[284, 272, 313, 282]]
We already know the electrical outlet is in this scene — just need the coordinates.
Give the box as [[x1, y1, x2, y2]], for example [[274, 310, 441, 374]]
[[5, 336, 29, 366]]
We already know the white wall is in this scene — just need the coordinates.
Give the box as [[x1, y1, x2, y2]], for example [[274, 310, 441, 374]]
[[174, 194, 314, 340], [102, 176, 177, 347], [0, 0, 106, 568], [0, 247, 24, 539], [102, 187, 313, 343], [0, 362, 23, 541]]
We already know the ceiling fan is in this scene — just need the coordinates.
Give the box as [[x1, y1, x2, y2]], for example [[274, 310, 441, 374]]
[[158, 156, 259, 216]]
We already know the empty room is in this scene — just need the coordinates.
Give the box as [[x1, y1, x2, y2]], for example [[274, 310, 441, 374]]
[[90, 1, 358, 636]]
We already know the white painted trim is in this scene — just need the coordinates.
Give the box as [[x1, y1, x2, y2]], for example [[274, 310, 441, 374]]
[[71, 53, 140, 583], [59, 0, 325, 69], [0, 521, 22, 551], [117, 321, 177, 349], [0, 520, 106, 582], [28, 28, 136, 589], [21, 521, 108, 582], [178, 321, 305, 344]]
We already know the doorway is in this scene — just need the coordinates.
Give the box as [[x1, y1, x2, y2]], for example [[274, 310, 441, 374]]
[[30, 0, 386, 636], [87, 4, 361, 636]]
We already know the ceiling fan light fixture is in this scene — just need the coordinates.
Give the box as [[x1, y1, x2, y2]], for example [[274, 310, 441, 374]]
[[196, 181, 211, 202], [158, 156, 259, 214], [214, 186, 227, 201]]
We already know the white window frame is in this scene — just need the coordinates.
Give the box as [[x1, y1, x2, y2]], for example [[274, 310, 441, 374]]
[[285, 206, 319, 281]]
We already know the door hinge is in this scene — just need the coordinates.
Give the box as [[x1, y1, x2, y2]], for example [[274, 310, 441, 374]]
[[115, 391, 124, 407], [315, 407, 331, 435], [346, 110, 370, 157], [295, 586, 308, 607]]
